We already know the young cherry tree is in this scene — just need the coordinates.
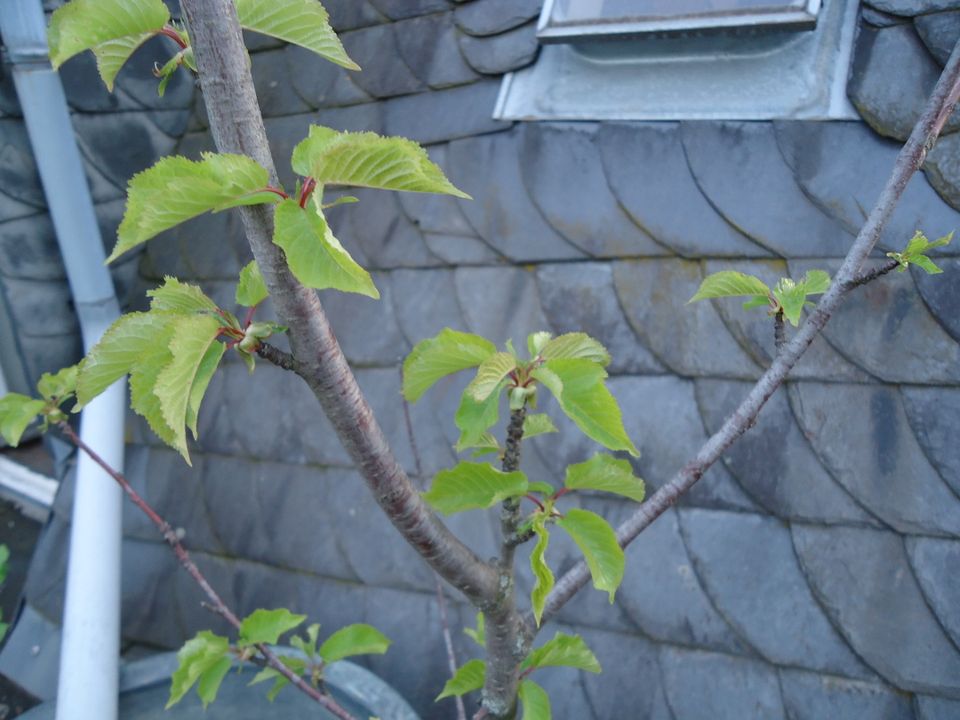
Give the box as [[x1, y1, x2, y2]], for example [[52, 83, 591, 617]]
[[1, 1, 959, 718]]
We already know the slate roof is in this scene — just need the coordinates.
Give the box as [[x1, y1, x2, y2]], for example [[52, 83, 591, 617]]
[[4, 0, 960, 718]]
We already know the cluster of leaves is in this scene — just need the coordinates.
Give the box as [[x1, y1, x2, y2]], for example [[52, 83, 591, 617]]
[[48, 0, 357, 93], [689, 269, 831, 327], [0, 365, 81, 447], [887, 230, 953, 274], [169, 607, 390, 708], [439, 620, 600, 720], [404, 330, 644, 622]]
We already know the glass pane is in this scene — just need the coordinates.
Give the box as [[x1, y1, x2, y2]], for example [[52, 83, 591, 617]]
[[551, 0, 811, 25]]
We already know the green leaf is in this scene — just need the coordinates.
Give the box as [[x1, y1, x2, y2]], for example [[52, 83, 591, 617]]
[[564, 453, 645, 503], [688, 271, 771, 304], [454, 381, 505, 452], [532, 359, 638, 457], [77, 312, 171, 407], [465, 353, 516, 402], [319, 623, 391, 664], [519, 680, 551, 720], [463, 613, 485, 648], [466, 433, 501, 458], [527, 481, 555, 495], [154, 314, 224, 463], [911, 255, 943, 274], [530, 518, 554, 627], [290, 623, 320, 660], [436, 659, 485, 700], [0, 395, 45, 446], [522, 632, 601, 674], [557, 509, 624, 603], [112, 153, 275, 262], [539, 333, 610, 366], [403, 329, 496, 402], [273, 199, 379, 298], [801, 269, 831, 296], [423, 462, 528, 515], [236, 261, 270, 307], [166, 631, 230, 709], [185, 341, 226, 441], [196, 656, 232, 709], [742, 295, 771, 311], [523, 414, 558, 440], [235, 0, 358, 70], [0, 545, 9, 586], [37, 365, 78, 402], [128, 323, 178, 448], [238, 608, 307, 647], [48, 0, 171, 90], [148, 277, 220, 315], [527, 331, 552, 358], [291, 125, 470, 198]]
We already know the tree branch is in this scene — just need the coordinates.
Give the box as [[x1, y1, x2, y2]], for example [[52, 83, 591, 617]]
[[180, 0, 500, 607], [58, 424, 355, 720], [256, 341, 297, 372], [773, 310, 785, 356], [538, 38, 960, 626]]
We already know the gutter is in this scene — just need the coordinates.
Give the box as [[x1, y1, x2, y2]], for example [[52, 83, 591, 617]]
[[0, 3, 125, 720]]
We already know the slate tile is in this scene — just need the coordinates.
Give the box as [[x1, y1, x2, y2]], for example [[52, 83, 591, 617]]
[[453, 265, 548, 346], [848, 23, 960, 142], [17, 333, 83, 386], [790, 382, 960, 536], [390, 268, 469, 345], [916, 10, 960, 64], [325, 0, 387, 32], [913, 259, 960, 343], [23, 514, 69, 620], [423, 233, 503, 263], [397, 145, 479, 236], [600, 376, 758, 512], [695, 379, 878, 525], [111, 35, 196, 112], [906, 537, 960, 648], [0, 62, 21, 118], [790, 258, 960, 384], [862, 7, 912, 26], [0, 119, 46, 210], [458, 21, 539, 75], [195, 363, 352, 466], [395, 13, 479, 89], [792, 524, 960, 696], [902, 387, 960, 496], [1, 277, 76, 337], [332, 188, 436, 269], [519, 123, 667, 258], [681, 509, 871, 677], [367, 0, 451, 20], [533, 624, 666, 720], [680, 122, 856, 257], [384, 80, 510, 144], [341, 24, 427, 99], [700, 259, 870, 382], [605, 507, 749, 655], [242, 28, 285, 52], [660, 646, 786, 720], [925, 132, 960, 212], [865, 0, 960, 15], [250, 48, 312, 117], [119, 446, 223, 555], [454, 0, 542, 37], [119, 539, 185, 647], [535, 262, 665, 374], [916, 696, 960, 719], [598, 122, 768, 258], [612, 258, 764, 379], [71, 112, 179, 191], [0, 212, 66, 281], [446, 130, 585, 261], [774, 121, 960, 254], [779, 669, 916, 720], [284, 44, 373, 110]]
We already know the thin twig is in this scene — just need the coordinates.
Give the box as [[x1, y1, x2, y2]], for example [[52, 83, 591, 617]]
[[538, 37, 960, 628], [256, 341, 298, 372], [848, 258, 901, 288], [58, 423, 356, 720], [773, 310, 786, 356]]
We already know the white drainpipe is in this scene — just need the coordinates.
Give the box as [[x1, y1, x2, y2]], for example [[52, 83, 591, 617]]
[[1, 3, 125, 720]]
